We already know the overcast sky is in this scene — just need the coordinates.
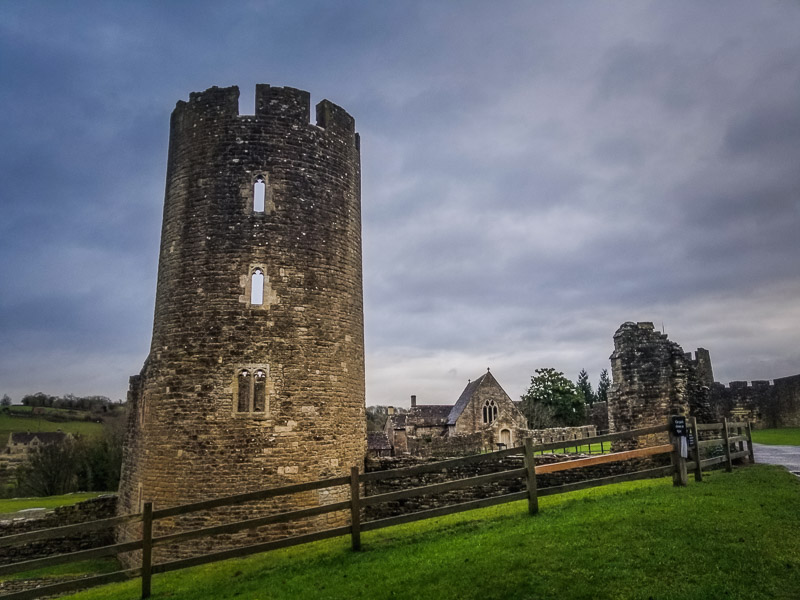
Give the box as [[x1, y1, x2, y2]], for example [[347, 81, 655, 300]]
[[1, 1, 799, 406]]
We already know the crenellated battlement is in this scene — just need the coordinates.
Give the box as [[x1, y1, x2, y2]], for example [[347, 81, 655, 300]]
[[181, 85, 240, 117], [172, 85, 356, 142], [719, 380, 773, 390]]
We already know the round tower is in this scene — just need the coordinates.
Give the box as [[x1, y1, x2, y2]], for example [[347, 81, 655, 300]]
[[118, 85, 365, 559]]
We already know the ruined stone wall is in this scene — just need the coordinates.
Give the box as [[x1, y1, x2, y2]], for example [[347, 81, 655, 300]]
[[708, 381, 771, 425], [588, 401, 609, 432], [406, 431, 490, 457], [363, 453, 665, 520], [0, 496, 117, 565], [117, 85, 365, 564], [607, 322, 717, 447], [608, 322, 800, 433], [608, 322, 690, 447], [774, 375, 800, 427], [708, 375, 800, 428]]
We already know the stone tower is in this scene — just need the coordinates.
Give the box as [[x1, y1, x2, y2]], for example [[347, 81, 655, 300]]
[[117, 85, 365, 558], [608, 322, 714, 447]]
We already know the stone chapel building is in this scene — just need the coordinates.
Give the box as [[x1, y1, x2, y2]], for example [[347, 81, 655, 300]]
[[383, 370, 528, 455]]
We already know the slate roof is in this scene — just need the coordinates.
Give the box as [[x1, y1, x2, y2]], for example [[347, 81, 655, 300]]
[[388, 414, 407, 428], [9, 431, 70, 445], [408, 404, 451, 425], [385, 404, 452, 430], [367, 432, 391, 451], [446, 372, 488, 425]]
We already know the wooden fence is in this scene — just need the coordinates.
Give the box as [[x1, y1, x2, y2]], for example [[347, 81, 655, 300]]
[[0, 419, 755, 600]]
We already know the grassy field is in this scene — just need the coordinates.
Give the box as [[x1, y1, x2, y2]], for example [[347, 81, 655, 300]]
[[535, 441, 611, 455], [0, 412, 105, 447], [0, 559, 119, 582], [0, 492, 108, 515], [52, 465, 800, 600], [751, 428, 800, 446]]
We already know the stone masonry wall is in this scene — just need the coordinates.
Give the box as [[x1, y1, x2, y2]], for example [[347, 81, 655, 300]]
[[0, 495, 117, 565], [708, 374, 800, 428], [117, 85, 366, 565], [363, 453, 666, 521], [774, 375, 800, 427], [527, 425, 597, 445], [608, 322, 689, 448], [607, 322, 719, 449]]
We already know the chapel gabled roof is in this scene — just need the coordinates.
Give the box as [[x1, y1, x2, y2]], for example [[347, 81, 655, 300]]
[[446, 372, 489, 425]]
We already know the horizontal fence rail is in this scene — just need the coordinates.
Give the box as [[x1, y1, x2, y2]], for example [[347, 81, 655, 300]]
[[151, 475, 351, 520], [0, 419, 754, 600], [0, 512, 142, 549]]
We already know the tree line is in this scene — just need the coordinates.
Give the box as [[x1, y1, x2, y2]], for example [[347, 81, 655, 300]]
[[12, 425, 125, 497], [17, 392, 120, 411]]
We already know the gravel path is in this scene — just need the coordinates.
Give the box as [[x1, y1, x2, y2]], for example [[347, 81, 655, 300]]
[[753, 443, 800, 476]]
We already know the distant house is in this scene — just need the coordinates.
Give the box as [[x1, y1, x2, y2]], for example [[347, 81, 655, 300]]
[[366, 432, 392, 458], [5, 431, 72, 456], [384, 370, 529, 454]]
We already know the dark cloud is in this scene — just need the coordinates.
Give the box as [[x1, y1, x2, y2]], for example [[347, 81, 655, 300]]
[[1, 1, 799, 406]]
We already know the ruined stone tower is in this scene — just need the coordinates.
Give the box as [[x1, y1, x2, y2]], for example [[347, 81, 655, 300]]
[[608, 322, 714, 447], [117, 85, 365, 557]]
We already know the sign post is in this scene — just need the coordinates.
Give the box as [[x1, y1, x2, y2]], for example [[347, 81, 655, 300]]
[[670, 416, 688, 487]]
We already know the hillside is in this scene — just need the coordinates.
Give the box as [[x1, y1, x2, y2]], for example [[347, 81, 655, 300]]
[[0, 411, 105, 448]]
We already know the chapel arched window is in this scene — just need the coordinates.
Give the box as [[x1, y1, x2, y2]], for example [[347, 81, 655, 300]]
[[482, 400, 498, 425]]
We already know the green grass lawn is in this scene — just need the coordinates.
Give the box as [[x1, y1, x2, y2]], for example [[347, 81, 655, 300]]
[[55, 465, 799, 600], [0, 559, 120, 583], [535, 441, 611, 455], [0, 412, 105, 448], [751, 428, 800, 446], [0, 492, 108, 515]]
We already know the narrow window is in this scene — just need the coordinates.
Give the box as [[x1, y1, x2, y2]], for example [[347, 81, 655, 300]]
[[483, 400, 497, 425], [251, 269, 264, 305], [237, 370, 251, 412], [254, 177, 266, 212], [253, 370, 266, 412]]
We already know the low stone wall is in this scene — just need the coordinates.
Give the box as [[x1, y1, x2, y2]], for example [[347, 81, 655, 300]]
[[0, 495, 117, 565], [405, 431, 490, 457], [527, 425, 597, 445], [589, 402, 609, 432], [363, 452, 666, 521]]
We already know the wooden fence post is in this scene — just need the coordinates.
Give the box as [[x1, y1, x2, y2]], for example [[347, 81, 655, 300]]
[[746, 421, 756, 464], [690, 416, 702, 482], [349, 466, 361, 551], [141, 502, 153, 600], [669, 426, 688, 487], [722, 418, 733, 472], [523, 438, 539, 515]]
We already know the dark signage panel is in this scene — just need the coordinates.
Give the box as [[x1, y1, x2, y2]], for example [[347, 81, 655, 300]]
[[671, 416, 687, 437]]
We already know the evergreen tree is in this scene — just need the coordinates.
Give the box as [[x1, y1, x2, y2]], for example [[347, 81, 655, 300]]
[[597, 368, 611, 404], [576, 369, 595, 406], [521, 368, 585, 427]]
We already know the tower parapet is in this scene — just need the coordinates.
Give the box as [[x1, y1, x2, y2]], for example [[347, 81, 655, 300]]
[[118, 85, 365, 563]]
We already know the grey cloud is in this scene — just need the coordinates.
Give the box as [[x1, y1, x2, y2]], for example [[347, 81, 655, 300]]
[[723, 100, 800, 160]]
